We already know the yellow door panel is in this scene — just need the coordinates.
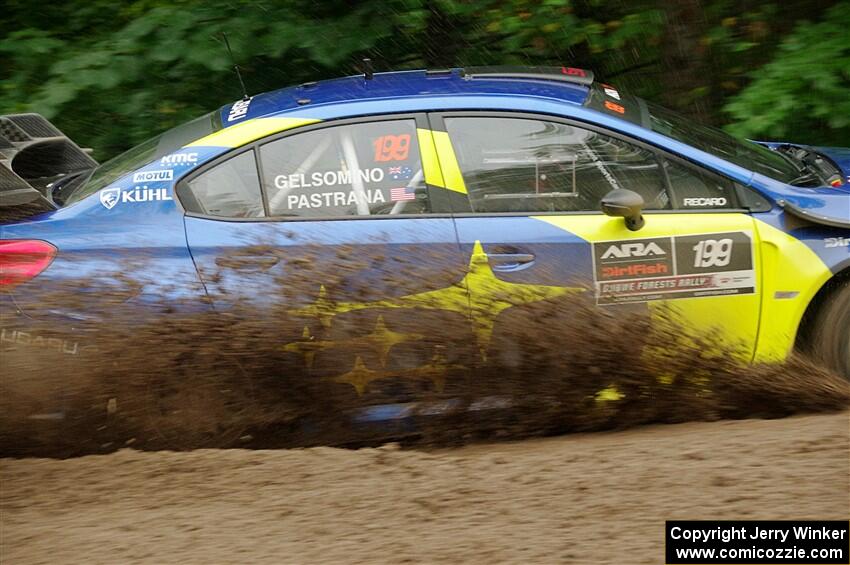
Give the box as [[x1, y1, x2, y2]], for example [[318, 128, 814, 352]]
[[535, 213, 763, 359]]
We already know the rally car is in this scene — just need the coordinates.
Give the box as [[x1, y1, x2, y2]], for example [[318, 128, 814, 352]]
[[2, 65, 849, 406]]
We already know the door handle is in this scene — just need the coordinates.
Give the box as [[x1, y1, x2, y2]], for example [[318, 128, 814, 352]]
[[215, 254, 280, 271], [488, 253, 535, 271]]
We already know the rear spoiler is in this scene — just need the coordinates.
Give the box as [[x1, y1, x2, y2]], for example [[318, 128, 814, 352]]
[[1, 113, 98, 223]]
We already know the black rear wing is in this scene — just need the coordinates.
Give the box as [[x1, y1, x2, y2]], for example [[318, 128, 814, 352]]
[[1, 113, 98, 223]]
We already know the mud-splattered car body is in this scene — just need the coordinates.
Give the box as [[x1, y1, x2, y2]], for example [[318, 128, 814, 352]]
[[2, 67, 849, 429]]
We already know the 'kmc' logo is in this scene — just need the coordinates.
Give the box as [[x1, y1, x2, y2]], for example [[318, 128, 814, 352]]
[[160, 152, 198, 166]]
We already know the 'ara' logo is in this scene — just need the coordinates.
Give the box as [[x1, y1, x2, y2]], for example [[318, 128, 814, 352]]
[[100, 187, 121, 209], [601, 241, 666, 259]]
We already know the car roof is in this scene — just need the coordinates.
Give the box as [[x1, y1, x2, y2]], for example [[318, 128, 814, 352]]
[[219, 69, 592, 125]]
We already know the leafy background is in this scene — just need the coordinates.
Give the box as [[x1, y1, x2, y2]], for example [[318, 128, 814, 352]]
[[1, 0, 848, 160]]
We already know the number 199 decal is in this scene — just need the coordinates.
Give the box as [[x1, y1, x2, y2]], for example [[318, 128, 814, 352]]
[[592, 231, 755, 305], [373, 134, 411, 162], [693, 238, 733, 268]]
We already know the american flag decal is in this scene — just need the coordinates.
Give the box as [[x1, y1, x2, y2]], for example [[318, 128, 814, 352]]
[[390, 187, 416, 201]]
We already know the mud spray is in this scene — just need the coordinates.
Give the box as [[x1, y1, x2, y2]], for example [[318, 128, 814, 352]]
[[1, 245, 847, 457]]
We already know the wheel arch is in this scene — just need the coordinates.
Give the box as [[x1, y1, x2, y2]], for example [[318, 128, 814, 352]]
[[795, 267, 850, 354]]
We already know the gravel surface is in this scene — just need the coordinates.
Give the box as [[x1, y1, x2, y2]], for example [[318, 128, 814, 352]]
[[2, 411, 848, 564]]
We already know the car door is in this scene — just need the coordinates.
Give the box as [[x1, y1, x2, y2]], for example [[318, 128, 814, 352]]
[[178, 115, 476, 397], [429, 112, 762, 365]]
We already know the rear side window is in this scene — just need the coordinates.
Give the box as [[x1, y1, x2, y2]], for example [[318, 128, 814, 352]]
[[182, 151, 265, 218], [259, 119, 428, 217], [443, 116, 669, 213], [68, 111, 222, 205]]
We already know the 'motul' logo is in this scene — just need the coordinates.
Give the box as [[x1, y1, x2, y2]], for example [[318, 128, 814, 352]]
[[100, 187, 120, 209], [132, 169, 173, 183]]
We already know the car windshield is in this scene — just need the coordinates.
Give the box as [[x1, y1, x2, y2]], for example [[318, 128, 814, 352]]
[[64, 111, 222, 205], [585, 86, 802, 184]]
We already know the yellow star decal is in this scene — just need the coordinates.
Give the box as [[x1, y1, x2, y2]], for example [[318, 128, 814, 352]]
[[368, 315, 421, 367], [282, 326, 324, 369], [401, 349, 460, 392], [289, 285, 336, 328], [286, 241, 585, 392], [282, 315, 423, 370], [290, 241, 584, 358], [334, 350, 462, 395], [462, 242, 583, 357], [335, 356, 378, 394]]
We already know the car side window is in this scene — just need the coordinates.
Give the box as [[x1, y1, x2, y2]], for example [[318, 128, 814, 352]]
[[259, 119, 428, 218], [182, 150, 265, 218], [663, 158, 737, 210], [443, 116, 670, 213]]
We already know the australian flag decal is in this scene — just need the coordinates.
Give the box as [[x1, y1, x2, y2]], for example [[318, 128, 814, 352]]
[[387, 165, 413, 181]]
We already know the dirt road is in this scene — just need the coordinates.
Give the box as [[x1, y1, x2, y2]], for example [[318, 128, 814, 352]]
[[2, 411, 848, 564]]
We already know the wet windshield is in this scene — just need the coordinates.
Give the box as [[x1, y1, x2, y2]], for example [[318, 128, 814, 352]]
[[64, 111, 221, 205], [585, 86, 801, 184]]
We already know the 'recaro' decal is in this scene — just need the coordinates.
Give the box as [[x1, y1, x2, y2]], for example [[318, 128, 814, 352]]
[[683, 197, 727, 207], [592, 231, 755, 305]]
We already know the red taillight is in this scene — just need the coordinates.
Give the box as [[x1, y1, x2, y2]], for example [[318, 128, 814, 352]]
[[0, 240, 57, 287]]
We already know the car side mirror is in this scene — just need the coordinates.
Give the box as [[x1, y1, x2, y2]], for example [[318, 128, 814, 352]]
[[601, 189, 645, 231]]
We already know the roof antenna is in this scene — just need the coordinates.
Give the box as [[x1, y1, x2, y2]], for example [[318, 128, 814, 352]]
[[221, 32, 250, 100], [362, 58, 374, 81]]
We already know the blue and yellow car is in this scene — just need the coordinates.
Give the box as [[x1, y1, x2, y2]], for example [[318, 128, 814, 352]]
[[2, 65, 849, 398]]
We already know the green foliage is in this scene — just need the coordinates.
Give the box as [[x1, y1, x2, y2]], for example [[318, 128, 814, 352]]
[[724, 1, 850, 145], [0, 0, 845, 159], [1, 0, 441, 158]]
